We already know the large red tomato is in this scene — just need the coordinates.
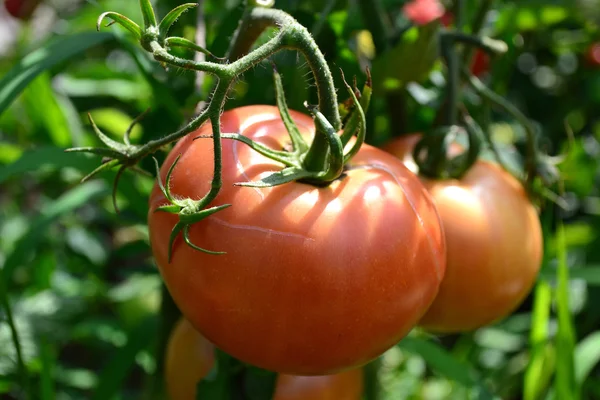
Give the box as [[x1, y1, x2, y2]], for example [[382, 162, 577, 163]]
[[383, 134, 543, 332], [165, 318, 364, 400], [149, 106, 446, 375]]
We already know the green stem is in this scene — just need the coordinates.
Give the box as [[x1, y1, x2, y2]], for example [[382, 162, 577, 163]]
[[443, 31, 507, 54], [445, 0, 464, 127], [226, 4, 272, 61], [0, 277, 31, 400], [357, 0, 392, 53], [463, 0, 494, 65], [302, 125, 331, 172], [463, 69, 537, 182], [311, 0, 339, 39], [229, 7, 340, 130]]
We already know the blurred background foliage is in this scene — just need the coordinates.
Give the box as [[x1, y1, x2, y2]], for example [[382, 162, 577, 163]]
[[2, 0, 600, 399]]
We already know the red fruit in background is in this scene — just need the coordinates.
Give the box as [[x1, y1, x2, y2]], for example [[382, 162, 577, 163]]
[[586, 43, 600, 67], [403, 0, 445, 26], [4, 0, 41, 20], [440, 11, 454, 27], [440, 11, 490, 76], [470, 49, 490, 76]]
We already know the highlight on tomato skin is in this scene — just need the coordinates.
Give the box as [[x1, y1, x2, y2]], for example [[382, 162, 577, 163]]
[[382, 134, 544, 333], [3, 0, 42, 20], [149, 105, 447, 375], [165, 317, 365, 400]]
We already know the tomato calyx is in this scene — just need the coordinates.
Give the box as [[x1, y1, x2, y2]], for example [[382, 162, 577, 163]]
[[96, 1, 223, 60], [413, 115, 483, 180], [195, 68, 371, 189], [152, 156, 232, 260]]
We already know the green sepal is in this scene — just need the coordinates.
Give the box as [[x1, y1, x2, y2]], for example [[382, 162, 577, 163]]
[[80, 159, 120, 183], [88, 113, 131, 153], [165, 37, 223, 60], [234, 167, 314, 188], [139, 0, 158, 27], [339, 71, 369, 164], [273, 66, 308, 154], [195, 133, 298, 167], [97, 12, 142, 39], [159, 3, 198, 40], [306, 104, 344, 181], [64, 147, 124, 159]]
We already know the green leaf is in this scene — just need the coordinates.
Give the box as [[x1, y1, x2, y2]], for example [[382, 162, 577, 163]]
[[574, 331, 600, 385], [398, 336, 495, 397], [1, 181, 109, 281], [0, 146, 99, 185], [92, 317, 157, 400], [0, 32, 115, 116], [21, 72, 72, 147], [523, 280, 554, 400], [554, 221, 579, 399]]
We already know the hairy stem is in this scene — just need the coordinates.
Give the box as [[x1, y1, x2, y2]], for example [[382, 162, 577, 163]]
[[228, 7, 340, 130]]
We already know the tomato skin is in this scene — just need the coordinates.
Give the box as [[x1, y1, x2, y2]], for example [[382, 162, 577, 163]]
[[149, 105, 446, 375], [165, 318, 364, 400], [383, 134, 543, 332], [4, 0, 41, 20]]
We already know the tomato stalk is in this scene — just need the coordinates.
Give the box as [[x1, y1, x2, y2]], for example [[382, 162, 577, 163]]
[[69, 0, 370, 255]]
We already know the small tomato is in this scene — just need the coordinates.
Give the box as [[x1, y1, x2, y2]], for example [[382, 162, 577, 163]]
[[403, 0, 445, 26], [149, 106, 446, 375], [165, 318, 364, 400], [4, 0, 41, 20], [383, 134, 543, 332], [585, 43, 600, 67]]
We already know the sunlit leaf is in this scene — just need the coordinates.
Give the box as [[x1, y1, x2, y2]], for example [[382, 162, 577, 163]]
[[0, 32, 115, 115]]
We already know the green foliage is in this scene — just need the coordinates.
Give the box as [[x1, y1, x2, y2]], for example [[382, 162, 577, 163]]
[[1, 0, 600, 399]]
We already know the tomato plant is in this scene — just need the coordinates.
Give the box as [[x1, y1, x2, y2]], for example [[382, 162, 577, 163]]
[[383, 134, 543, 332], [149, 105, 446, 374], [165, 318, 364, 400]]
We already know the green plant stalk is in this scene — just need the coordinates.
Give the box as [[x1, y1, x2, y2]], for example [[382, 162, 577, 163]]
[[311, 0, 339, 39], [0, 277, 31, 400], [226, 2, 274, 61], [463, 69, 537, 183], [555, 218, 579, 399], [463, 0, 494, 64], [445, 0, 464, 127]]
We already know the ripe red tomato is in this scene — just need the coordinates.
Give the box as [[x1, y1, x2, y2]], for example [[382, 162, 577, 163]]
[[149, 105, 446, 375], [4, 0, 41, 20], [165, 318, 364, 400], [383, 134, 543, 332]]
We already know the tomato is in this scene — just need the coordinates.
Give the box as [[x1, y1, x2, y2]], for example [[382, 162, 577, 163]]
[[440, 11, 490, 76], [585, 43, 600, 67], [470, 50, 490, 77], [165, 318, 364, 400], [4, 0, 41, 20], [402, 0, 444, 26], [383, 134, 543, 332], [149, 105, 446, 375]]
